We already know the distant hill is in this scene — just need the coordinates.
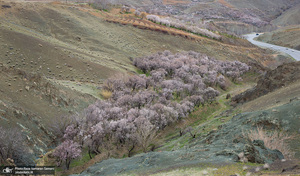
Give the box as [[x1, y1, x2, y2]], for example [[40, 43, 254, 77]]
[[271, 4, 300, 26], [127, 0, 300, 34]]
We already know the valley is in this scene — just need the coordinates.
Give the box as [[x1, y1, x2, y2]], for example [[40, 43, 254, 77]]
[[256, 25, 300, 51], [0, 0, 299, 175], [245, 33, 300, 61]]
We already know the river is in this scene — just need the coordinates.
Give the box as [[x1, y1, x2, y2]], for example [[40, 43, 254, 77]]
[[244, 33, 300, 61]]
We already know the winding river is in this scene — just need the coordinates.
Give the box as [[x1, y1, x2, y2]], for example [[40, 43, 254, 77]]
[[244, 33, 300, 61]]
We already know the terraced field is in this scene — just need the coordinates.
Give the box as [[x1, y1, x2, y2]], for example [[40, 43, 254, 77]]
[[105, 16, 205, 41]]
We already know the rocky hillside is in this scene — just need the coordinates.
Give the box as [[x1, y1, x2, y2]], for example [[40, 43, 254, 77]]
[[271, 4, 300, 26], [232, 61, 300, 104], [126, 0, 300, 34], [0, 64, 96, 164]]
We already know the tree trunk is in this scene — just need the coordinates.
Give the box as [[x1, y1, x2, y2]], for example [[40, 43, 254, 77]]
[[88, 147, 93, 159], [66, 159, 71, 170], [128, 144, 135, 157], [151, 145, 155, 151], [179, 130, 183, 136]]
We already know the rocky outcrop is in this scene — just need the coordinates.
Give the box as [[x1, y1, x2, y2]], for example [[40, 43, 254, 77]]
[[232, 61, 300, 104]]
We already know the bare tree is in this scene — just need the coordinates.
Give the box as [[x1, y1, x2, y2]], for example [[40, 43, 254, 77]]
[[134, 117, 157, 152], [48, 114, 80, 144], [0, 127, 29, 165], [185, 126, 197, 138]]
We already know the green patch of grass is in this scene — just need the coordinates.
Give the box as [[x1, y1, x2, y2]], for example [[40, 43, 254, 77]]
[[164, 130, 176, 138], [189, 102, 222, 126], [135, 69, 144, 74], [152, 162, 264, 176], [55, 167, 63, 173], [106, 161, 269, 176], [135, 68, 150, 76], [157, 91, 236, 151], [159, 102, 225, 151], [212, 162, 261, 175], [220, 32, 240, 39], [69, 149, 95, 168], [179, 138, 192, 149], [119, 162, 261, 176]]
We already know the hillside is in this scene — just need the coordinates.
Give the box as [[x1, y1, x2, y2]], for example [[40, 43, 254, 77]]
[[74, 100, 300, 175], [0, 0, 299, 174], [271, 4, 300, 26], [257, 25, 300, 50], [126, 0, 300, 35], [232, 61, 300, 104], [0, 65, 96, 164], [73, 61, 300, 175]]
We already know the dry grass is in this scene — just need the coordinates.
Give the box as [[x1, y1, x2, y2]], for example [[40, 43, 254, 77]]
[[100, 89, 112, 99], [101, 73, 130, 99], [104, 13, 208, 42], [245, 126, 296, 159]]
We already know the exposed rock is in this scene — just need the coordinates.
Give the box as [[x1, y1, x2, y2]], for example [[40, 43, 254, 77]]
[[281, 165, 300, 173], [243, 140, 283, 164], [75, 36, 81, 41], [6, 158, 16, 166], [243, 165, 249, 171], [25, 85, 30, 91], [2, 5, 11, 8], [263, 163, 270, 170], [232, 62, 300, 104]]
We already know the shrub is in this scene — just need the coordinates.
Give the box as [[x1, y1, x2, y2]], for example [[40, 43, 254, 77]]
[[134, 10, 141, 17], [121, 5, 130, 13], [135, 117, 157, 152], [100, 89, 112, 99], [0, 127, 32, 165], [49, 115, 74, 144], [245, 126, 296, 159], [140, 12, 147, 19]]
